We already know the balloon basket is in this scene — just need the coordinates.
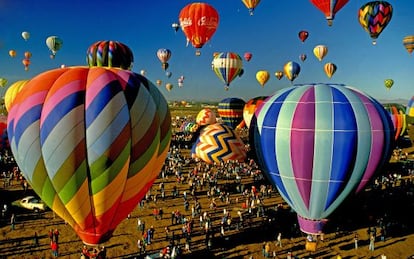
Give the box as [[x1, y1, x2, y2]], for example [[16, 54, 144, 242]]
[[305, 240, 317, 252]]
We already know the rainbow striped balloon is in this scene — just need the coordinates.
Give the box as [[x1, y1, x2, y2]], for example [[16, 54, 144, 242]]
[[86, 40, 134, 70], [192, 123, 246, 164], [4, 80, 30, 112], [252, 83, 393, 234], [218, 97, 245, 129], [7, 66, 171, 245], [383, 103, 407, 140]]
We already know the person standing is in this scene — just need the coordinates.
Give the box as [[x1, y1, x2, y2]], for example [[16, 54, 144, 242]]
[[369, 233, 375, 251], [33, 231, 39, 247], [10, 213, 15, 230], [354, 232, 359, 249], [276, 232, 282, 247]]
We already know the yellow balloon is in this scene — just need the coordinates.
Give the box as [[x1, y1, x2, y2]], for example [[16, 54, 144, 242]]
[[4, 80, 30, 111], [313, 44, 328, 61], [256, 70, 270, 87]]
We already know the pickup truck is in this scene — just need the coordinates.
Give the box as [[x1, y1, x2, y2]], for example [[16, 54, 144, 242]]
[[12, 196, 48, 212]]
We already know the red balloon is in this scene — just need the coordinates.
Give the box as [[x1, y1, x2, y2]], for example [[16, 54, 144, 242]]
[[244, 52, 252, 62], [298, 30, 309, 43], [179, 2, 219, 55], [310, 0, 349, 26]]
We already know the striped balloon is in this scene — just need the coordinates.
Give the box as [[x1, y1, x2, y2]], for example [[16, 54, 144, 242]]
[[252, 83, 393, 235], [403, 35, 414, 55], [243, 96, 267, 129], [192, 123, 246, 164], [212, 52, 243, 87], [196, 108, 217, 126], [7, 66, 171, 245], [383, 103, 407, 140], [218, 97, 245, 129], [407, 96, 414, 117], [86, 40, 134, 70]]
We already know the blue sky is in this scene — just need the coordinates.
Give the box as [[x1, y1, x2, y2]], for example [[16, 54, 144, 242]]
[[0, 0, 413, 103]]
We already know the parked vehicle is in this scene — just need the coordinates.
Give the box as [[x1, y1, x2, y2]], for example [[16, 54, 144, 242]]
[[11, 196, 47, 212]]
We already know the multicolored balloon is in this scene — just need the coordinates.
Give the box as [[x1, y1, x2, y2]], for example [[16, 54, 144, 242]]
[[407, 97, 414, 117], [383, 103, 407, 141], [283, 61, 301, 82], [310, 0, 349, 26], [403, 35, 414, 55], [243, 96, 267, 129], [358, 1, 393, 45], [0, 114, 7, 150], [218, 97, 246, 129], [191, 123, 247, 164], [212, 52, 244, 88], [313, 45, 328, 61], [86, 40, 134, 70], [196, 108, 217, 126], [251, 83, 394, 235], [179, 2, 219, 56], [256, 70, 270, 87], [4, 80, 30, 112], [324, 62, 337, 78], [7, 67, 171, 245], [384, 79, 394, 90], [241, 0, 261, 15]]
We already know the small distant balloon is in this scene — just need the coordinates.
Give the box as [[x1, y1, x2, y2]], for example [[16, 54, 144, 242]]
[[0, 78, 8, 88], [172, 22, 180, 32], [140, 70, 147, 76], [299, 54, 307, 62], [283, 61, 301, 82], [166, 71, 172, 78], [156, 79, 162, 86], [256, 70, 270, 87], [22, 59, 30, 71], [9, 50, 16, 58], [244, 52, 252, 61], [324, 62, 337, 78], [298, 30, 309, 43], [384, 79, 394, 90], [275, 71, 283, 80], [46, 36, 63, 59], [166, 83, 173, 91], [21, 31, 30, 41], [24, 51, 32, 59], [313, 45, 328, 61], [241, 0, 261, 15], [403, 35, 414, 55]]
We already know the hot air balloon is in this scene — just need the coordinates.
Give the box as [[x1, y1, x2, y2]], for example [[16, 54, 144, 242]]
[[191, 123, 247, 164], [4, 80, 30, 112], [300, 54, 307, 62], [179, 2, 219, 56], [383, 103, 407, 141], [403, 35, 414, 55], [178, 77, 184, 88], [251, 83, 394, 235], [21, 31, 30, 41], [86, 40, 134, 70], [9, 50, 17, 58], [156, 79, 162, 86], [166, 83, 173, 91], [212, 52, 244, 89], [196, 108, 217, 126], [358, 1, 393, 45], [217, 97, 245, 129], [172, 22, 180, 32], [244, 52, 253, 62], [298, 30, 309, 43], [243, 96, 267, 129], [313, 45, 328, 61], [46, 36, 63, 58], [140, 70, 147, 76], [310, 0, 349, 26], [0, 78, 7, 88], [406, 97, 414, 117], [157, 48, 172, 71], [384, 79, 394, 90], [165, 71, 172, 78], [324, 62, 337, 78], [275, 71, 284, 80], [256, 70, 270, 87], [7, 66, 171, 245], [24, 51, 32, 59], [241, 0, 261, 15], [0, 114, 7, 150], [22, 59, 31, 71], [283, 61, 301, 82]]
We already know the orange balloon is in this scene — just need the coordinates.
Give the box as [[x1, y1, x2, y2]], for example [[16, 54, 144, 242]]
[[9, 50, 17, 58], [22, 59, 31, 71], [24, 51, 32, 59]]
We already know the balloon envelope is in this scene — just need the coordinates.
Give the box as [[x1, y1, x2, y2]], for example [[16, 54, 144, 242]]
[[407, 96, 414, 117], [241, 0, 261, 15], [86, 40, 134, 70], [196, 108, 217, 126], [310, 0, 349, 26], [191, 123, 247, 164], [256, 70, 270, 87], [212, 52, 243, 87], [46, 36, 63, 57], [383, 103, 407, 141], [243, 96, 267, 129], [403, 35, 414, 54], [324, 63, 337, 78], [358, 1, 393, 44], [218, 97, 246, 129], [283, 61, 301, 82], [313, 45, 328, 61], [4, 80, 30, 112], [7, 67, 171, 245], [252, 83, 393, 234]]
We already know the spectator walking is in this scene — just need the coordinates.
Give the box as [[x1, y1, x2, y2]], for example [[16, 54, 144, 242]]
[[354, 232, 359, 249], [10, 213, 15, 230], [369, 233, 375, 251]]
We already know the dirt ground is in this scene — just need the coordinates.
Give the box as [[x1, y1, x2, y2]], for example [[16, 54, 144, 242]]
[[1, 126, 414, 259]]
